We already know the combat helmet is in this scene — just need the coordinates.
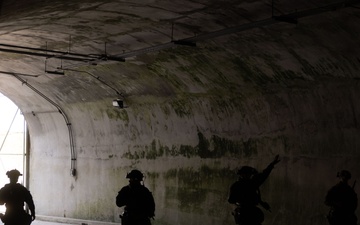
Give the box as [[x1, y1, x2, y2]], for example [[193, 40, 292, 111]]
[[126, 169, 144, 181], [337, 170, 351, 181], [237, 166, 258, 177], [6, 169, 22, 178]]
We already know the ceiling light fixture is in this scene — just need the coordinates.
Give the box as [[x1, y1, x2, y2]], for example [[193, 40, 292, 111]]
[[112, 99, 124, 108]]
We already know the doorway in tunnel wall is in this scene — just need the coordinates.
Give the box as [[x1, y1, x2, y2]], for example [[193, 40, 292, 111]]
[[0, 93, 27, 213]]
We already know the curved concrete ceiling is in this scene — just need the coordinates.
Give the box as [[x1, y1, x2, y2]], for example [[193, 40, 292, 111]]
[[0, 0, 358, 111], [1, 1, 360, 223], [0, 0, 357, 165]]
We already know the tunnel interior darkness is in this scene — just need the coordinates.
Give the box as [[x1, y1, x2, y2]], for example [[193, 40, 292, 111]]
[[0, 1, 359, 225]]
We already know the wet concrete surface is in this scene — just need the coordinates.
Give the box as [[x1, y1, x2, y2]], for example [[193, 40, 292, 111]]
[[32, 217, 119, 225], [33, 221, 77, 225]]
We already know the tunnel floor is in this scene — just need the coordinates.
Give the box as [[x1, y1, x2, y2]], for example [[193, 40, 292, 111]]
[[33, 220, 77, 225]]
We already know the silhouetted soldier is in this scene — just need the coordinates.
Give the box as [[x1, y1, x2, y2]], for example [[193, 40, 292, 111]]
[[325, 170, 357, 225], [228, 155, 280, 225], [0, 169, 35, 225], [116, 169, 155, 225]]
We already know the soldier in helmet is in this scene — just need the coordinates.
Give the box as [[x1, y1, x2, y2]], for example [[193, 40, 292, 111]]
[[228, 155, 280, 225], [325, 170, 357, 225], [116, 169, 155, 225], [0, 169, 35, 225]]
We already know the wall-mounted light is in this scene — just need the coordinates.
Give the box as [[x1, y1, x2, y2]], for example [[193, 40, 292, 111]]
[[112, 98, 124, 108]]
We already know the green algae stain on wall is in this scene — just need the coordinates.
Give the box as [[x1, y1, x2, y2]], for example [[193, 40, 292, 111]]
[[145, 140, 164, 159], [164, 166, 235, 214], [147, 62, 187, 90], [105, 108, 129, 123], [177, 187, 206, 213], [232, 57, 273, 85], [232, 53, 306, 86], [243, 139, 258, 157], [73, 198, 113, 222], [122, 132, 279, 160], [169, 98, 193, 118], [288, 49, 321, 78], [160, 104, 171, 118], [211, 135, 246, 156], [164, 168, 206, 213], [178, 145, 194, 158], [198, 132, 250, 158], [168, 94, 247, 119], [197, 131, 210, 158]]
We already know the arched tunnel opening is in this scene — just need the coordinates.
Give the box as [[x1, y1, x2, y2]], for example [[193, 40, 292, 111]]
[[0, 93, 28, 213]]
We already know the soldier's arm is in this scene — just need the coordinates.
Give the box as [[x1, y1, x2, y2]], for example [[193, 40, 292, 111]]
[[116, 187, 128, 207], [24, 189, 36, 220], [228, 182, 239, 204], [255, 155, 280, 186], [147, 190, 155, 217], [0, 188, 5, 205]]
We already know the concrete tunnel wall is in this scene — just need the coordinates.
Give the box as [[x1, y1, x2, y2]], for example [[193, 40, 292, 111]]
[[1, 7, 359, 225], [27, 70, 360, 225]]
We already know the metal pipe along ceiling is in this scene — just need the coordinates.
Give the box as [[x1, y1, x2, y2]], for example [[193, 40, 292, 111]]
[[0, 1, 357, 63]]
